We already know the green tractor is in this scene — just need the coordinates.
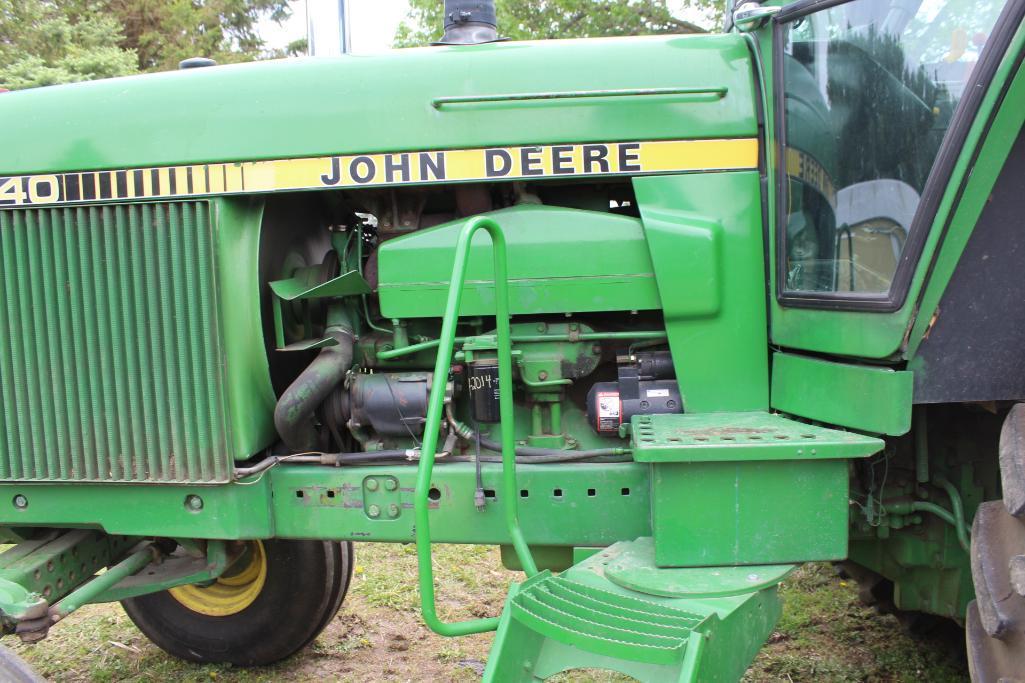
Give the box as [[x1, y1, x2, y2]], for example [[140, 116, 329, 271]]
[[0, 0, 1022, 679]]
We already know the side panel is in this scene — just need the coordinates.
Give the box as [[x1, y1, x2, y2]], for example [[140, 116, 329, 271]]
[[771, 352, 913, 436], [377, 205, 662, 318], [214, 198, 277, 455], [634, 172, 769, 412], [0, 35, 757, 176]]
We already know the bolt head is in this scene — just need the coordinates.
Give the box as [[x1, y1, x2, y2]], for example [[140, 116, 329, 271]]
[[388, 504, 400, 518], [538, 371, 548, 381], [368, 504, 381, 518], [365, 478, 380, 491], [12, 494, 27, 509], [384, 478, 398, 491], [185, 494, 203, 511]]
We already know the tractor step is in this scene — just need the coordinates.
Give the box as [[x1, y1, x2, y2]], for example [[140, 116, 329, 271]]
[[483, 538, 793, 682]]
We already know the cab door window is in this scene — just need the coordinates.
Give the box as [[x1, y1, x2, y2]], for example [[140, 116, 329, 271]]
[[778, 0, 1008, 299]]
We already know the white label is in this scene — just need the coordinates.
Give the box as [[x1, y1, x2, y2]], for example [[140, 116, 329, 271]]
[[646, 389, 670, 398], [598, 393, 620, 418]]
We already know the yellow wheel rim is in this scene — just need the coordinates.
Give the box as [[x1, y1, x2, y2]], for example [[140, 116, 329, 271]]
[[169, 541, 267, 617]]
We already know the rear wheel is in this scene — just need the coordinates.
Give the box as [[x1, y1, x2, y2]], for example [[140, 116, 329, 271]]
[[967, 404, 1025, 681], [122, 539, 353, 666]]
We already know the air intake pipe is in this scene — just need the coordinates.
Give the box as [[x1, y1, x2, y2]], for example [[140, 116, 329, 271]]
[[274, 322, 355, 451], [437, 0, 499, 45]]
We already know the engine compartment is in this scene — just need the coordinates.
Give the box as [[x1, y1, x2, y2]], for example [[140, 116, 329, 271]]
[[259, 180, 682, 464]]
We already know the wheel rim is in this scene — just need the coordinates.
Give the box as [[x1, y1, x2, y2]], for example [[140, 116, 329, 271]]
[[169, 541, 267, 617]]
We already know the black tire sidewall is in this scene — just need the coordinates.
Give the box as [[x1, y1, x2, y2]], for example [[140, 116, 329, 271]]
[[123, 539, 346, 666]]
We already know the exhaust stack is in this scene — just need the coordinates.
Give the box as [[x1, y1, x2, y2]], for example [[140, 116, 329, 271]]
[[438, 0, 499, 45], [307, 0, 351, 56]]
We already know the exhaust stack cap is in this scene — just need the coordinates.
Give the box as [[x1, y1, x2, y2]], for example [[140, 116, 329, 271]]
[[437, 0, 502, 45]]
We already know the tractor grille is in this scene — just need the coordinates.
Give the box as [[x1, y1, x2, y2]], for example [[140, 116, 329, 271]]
[[0, 202, 231, 483]]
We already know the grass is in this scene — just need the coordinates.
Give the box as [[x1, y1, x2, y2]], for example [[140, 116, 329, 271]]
[[9, 545, 968, 682]]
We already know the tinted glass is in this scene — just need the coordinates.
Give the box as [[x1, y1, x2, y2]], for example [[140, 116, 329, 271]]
[[781, 0, 1007, 294]]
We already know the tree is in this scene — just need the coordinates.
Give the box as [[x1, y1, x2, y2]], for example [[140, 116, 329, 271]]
[[394, 0, 720, 48], [0, 0, 298, 89], [0, 0, 138, 89], [88, 0, 295, 72]]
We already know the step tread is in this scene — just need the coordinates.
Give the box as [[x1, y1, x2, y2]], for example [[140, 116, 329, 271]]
[[509, 574, 707, 665], [631, 411, 883, 463]]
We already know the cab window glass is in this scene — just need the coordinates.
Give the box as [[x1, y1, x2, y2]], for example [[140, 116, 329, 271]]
[[781, 0, 1006, 294]]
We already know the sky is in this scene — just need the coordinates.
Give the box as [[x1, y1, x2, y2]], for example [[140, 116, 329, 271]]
[[259, 1, 411, 54], [259, 0, 715, 55]]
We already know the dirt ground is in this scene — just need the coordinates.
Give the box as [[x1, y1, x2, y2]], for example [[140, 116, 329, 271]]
[[10, 543, 969, 682]]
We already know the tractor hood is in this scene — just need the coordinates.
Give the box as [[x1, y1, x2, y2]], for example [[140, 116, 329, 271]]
[[0, 33, 757, 176]]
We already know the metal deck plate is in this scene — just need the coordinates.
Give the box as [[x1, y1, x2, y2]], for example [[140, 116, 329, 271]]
[[630, 412, 883, 463], [594, 538, 796, 598]]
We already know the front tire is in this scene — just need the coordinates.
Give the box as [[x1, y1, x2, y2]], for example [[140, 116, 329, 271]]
[[123, 539, 353, 666]]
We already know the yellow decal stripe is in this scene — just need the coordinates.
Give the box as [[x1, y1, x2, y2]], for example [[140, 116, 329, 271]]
[[0, 138, 759, 208]]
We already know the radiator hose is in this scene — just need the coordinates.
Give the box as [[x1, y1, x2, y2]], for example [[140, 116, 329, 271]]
[[274, 325, 355, 451]]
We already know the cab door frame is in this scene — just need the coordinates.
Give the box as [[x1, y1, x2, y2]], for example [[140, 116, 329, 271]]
[[764, 0, 1025, 359]]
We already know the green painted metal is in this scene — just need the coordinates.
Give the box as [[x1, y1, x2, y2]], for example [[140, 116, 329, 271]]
[[602, 538, 795, 598], [0, 577, 45, 625], [269, 269, 371, 301], [635, 412, 880, 567], [378, 205, 661, 319], [414, 215, 537, 637], [484, 538, 785, 682], [0, 202, 235, 482], [51, 544, 154, 620], [634, 172, 768, 412], [0, 462, 652, 544], [630, 412, 883, 463], [211, 199, 277, 459], [94, 540, 229, 603], [906, 42, 1025, 360], [0, 478, 275, 540], [430, 85, 728, 108], [277, 462, 650, 544], [269, 269, 371, 350], [375, 330, 666, 361], [651, 459, 852, 567], [0, 531, 137, 617], [0, 36, 756, 176], [770, 352, 913, 436]]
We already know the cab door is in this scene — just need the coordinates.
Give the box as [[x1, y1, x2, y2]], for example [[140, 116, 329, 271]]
[[764, 0, 1018, 361]]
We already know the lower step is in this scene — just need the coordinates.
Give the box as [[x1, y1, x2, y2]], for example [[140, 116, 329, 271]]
[[484, 538, 793, 682]]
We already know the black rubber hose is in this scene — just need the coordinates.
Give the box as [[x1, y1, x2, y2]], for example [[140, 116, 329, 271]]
[[274, 327, 354, 451], [476, 434, 626, 459]]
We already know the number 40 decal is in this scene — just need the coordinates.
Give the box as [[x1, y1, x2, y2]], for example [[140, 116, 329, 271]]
[[0, 176, 59, 206]]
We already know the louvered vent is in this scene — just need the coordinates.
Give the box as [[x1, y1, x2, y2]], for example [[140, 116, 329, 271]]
[[0, 202, 231, 483]]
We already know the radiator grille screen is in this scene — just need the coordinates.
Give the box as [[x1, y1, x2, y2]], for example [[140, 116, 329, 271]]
[[0, 202, 231, 483]]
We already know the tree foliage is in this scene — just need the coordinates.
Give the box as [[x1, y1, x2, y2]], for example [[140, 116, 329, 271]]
[[395, 0, 722, 48], [0, 0, 296, 90], [0, 1, 138, 89], [91, 0, 293, 72]]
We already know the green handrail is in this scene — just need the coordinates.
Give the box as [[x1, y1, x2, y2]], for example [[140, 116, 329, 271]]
[[414, 215, 539, 637]]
